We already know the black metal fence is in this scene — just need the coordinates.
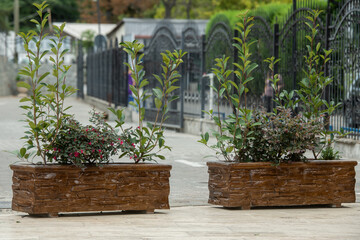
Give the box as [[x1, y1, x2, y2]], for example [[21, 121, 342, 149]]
[[77, 42, 84, 99], [327, 0, 360, 139], [79, 0, 360, 139], [85, 40, 128, 107]]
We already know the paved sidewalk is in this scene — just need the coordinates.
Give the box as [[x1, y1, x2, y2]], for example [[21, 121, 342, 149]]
[[1, 96, 360, 239], [1, 204, 360, 240]]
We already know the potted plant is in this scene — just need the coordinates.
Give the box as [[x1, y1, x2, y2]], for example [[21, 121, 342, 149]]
[[11, 1, 186, 217], [199, 11, 357, 209]]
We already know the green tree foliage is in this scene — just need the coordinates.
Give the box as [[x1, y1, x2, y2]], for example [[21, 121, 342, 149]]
[[0, 1, 12, 31], [0, 0, 79, 32], [80, 30, 95, 51], [154, 0, 294, 19]]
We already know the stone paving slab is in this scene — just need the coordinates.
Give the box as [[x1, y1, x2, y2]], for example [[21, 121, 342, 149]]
[[1, 96, 360, 240], [0, 204, 359, 240]]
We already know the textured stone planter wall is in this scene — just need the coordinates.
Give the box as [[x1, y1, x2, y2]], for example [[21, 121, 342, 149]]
[[11, 163, 171, 216], [207, 161, 357, 209]]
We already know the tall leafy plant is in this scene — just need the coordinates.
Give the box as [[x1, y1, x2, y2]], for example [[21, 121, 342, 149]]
[[16, 1, 76, 163], [264, 10, 343, 160], [200, 12, 325, 163], [110, 41, 186, 163], [297, 10, 342, 159], [199, 13, 260, 162]]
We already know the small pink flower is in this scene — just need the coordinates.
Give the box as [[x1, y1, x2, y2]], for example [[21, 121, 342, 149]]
[[137, 126, 140, 129], [130, 156, 133, 159], [120, 141, 123, 145], [53, 147, 57, 151], [81, 150, 84, 154], [98, 149, 102, 153], [86, 128, 89, 132], [74, 152, 80, 157], [53, 156, 56, 160], [88, 142, 92, 145], [100, 155, 103, 159], [132, 143, 135, 147], [111, 142, 114, 146], [92, 128, 95, 131], [118, 138, 121, 141], [92, 149, 95, 153]]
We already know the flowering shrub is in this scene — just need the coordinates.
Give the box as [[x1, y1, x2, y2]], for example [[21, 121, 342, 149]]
[[46, 110, 122, 166], [263, 109, 323, 163]]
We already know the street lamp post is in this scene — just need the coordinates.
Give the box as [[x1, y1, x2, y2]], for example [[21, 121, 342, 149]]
[[14, 0, 19, 63], [94, 0, 101, 35]]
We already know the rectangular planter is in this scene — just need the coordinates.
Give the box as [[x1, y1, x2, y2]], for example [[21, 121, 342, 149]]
[[207, 160, 357, 209], [11, 163, 171, 217]]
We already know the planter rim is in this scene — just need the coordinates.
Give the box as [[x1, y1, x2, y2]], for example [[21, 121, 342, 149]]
[[207, 160, 358, 168], [10, 162, 172, 171]]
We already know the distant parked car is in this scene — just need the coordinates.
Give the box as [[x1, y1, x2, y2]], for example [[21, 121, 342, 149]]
[[344, 77, 360, 128]]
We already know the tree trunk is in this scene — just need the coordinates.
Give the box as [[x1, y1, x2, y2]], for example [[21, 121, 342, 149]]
[[162, 0, 176, 19], [186, 0, 192, 19]]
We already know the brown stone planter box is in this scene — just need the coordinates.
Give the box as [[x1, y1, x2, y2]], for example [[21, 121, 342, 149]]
[[10, 163, 171, 216], [207, 160, 357, 209]]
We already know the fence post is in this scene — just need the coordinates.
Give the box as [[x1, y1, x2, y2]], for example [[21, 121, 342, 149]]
[[324, 0, 332, 130], [273, 23, 279, 75], [292, 0, 297, 90], [86, 52, 91, 97], [77, 41, 84, 99], [232, 29, 239, 115], [114, 38, 119, 107], [180, 32, 185, 129], [233, 29, 239, 83], [200, 34, 206, 118]]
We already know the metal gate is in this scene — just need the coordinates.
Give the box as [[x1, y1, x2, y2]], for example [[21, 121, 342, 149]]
[[328, 0, 360, 138], [86, 41, 127, 107], [143, 21, 181, 128], [276, 2, 326, 91]]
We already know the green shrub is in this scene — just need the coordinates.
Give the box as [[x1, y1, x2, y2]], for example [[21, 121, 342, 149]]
[[47, 110, 122, 166], [199, 10, 335, 163]]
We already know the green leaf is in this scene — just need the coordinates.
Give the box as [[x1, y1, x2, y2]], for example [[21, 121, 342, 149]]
[[159, 138, 165, 148], [153, 88, 163, 99], [20, 97, 31, 102], [166, 86, 179, 94], [204, 132, 209, 142], [17, 81, 31, 89], [30, 19, 40, 25], [155, 98, 162, 109], [139, 80, 149, 89], [153, 74, 163, 86], [20, 148, 26, 157], [38, 72, 50, 82]]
